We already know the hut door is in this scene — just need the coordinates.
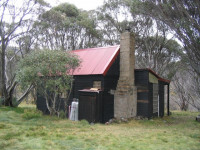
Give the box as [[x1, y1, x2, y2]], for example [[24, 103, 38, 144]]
[[153, 84, 159, 114], [79, 95, 96, 122]]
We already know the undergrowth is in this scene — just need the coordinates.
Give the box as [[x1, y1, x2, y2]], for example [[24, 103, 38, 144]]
[[0, 105, 199, 150]]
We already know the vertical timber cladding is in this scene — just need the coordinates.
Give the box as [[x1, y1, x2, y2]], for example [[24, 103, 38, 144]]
[[135, 70, 149, 117], [37, 92, 50, 114], [78, 90, 103, 123], [149, 72, 159, 115], [79, 94, 96, 123]]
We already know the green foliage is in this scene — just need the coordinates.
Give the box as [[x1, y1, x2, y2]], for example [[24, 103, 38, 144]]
[[16, 49, 80, 116], [2, 132, 22, 140], [0, 105, 200, 150], [34, 3, 100, 50], [0, 97, 4, 106], [59, 110, 66, 119], [11, 97, 20, 107], [16, 49, 80, 91], [136, 35, 184, 79], [79, 119, 89, 126], [53, 3, 79, 17], [0, 123, 6, 129], [22, 109, 42, 120], [131, 0, 200, 76]]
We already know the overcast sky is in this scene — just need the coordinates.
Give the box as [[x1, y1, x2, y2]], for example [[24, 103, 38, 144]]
[[47, 0, 104, 10]]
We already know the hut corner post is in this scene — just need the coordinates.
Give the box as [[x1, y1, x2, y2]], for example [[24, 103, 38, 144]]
[[114, 31, 137, 119], [167, 84, 170, 116]]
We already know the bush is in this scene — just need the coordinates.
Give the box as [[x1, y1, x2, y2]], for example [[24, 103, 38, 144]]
[[22, 109, 42, 120], [12, 97, 20, 107], [0, 97, 4, 106], [0, 97, 19, 107], [59, 110, 66, 119], [79, 119, 89, 126]]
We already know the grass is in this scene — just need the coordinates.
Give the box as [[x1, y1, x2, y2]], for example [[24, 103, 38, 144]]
[[0, 105, 200, 150]]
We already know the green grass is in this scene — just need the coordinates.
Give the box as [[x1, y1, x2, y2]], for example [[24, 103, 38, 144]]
[[0, 105, 199, 150]]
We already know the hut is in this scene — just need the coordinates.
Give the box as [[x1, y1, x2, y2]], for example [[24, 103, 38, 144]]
[[37, 31, 170, 123]]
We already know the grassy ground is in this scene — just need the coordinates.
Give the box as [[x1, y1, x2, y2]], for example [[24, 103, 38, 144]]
[[0, 104, 199, 150]]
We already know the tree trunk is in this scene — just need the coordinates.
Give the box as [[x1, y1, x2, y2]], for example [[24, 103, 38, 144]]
[[45, 93, 56, 116], [1, 40, 9, 106], [17, 84, 34, 105]]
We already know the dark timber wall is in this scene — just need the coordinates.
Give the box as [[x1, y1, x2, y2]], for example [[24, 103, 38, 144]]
[[79, 90, 103, 123], [135, 70, 167, 118], [37, 92, 49, 114], [135, 70, 149, 117]]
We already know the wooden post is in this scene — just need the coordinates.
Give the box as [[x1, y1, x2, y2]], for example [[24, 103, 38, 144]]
[[167, 84, 170, 116]]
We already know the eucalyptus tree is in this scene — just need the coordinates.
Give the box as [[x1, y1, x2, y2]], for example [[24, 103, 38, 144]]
[[95, 0, 148, 45], [96, 0, 181, 78], [0, 0, 48, 106], [16, 50, 80, 116], [33, 3, 101, 50], [136, 36, 183, 79], [172, 65, 200, 111], [129, 0, 200, 111], [131, 0, 200, 77]]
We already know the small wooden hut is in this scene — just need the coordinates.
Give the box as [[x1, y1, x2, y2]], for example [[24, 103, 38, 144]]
[[37, 45, 170, 123]]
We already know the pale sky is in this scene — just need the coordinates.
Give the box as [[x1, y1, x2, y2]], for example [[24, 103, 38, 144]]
[[47, 0, 105, 10]]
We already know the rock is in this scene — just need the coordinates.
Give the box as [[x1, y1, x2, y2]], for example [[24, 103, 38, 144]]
[[105, 122, 109, 125], [121, 117, 128, 123], [90, 122, 95, 125], [105, 118, 129, 124]]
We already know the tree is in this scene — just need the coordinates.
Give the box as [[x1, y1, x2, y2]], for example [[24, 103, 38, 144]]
[[96, 0, 152, 45], [131, 0, 200, 76], [171, 63, 200, 111], [0, 0, 48, 106], [33, 3, 101, 50], [136, 35, 183, 79], [129, 0, 200, 111], [96, 0, 182, 79], [16, 49, 80, 116]]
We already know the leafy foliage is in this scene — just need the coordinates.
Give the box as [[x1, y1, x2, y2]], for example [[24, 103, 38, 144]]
[[33, 3, 101, 50], [136, 36, 183, 79], [0, 105, 200, 150], [16, 49, 80, 116], [0, 0, 48, 106], [131, 0, 200, 76], [22, 108, 42, 120]]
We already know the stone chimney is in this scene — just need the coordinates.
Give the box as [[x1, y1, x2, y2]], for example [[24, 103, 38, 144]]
[[114, 31, 137, 119]]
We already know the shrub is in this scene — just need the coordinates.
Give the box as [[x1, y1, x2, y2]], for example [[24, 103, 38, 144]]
[[12, 97, 20, 107], [79, 119, 89, 126], [0, 98, 4, 106], [0, 123, 6, 129], [59, 110, 66, 119]]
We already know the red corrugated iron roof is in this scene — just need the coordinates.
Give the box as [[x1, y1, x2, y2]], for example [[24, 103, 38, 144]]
[[72, 45, 170, 83], [72, 45, 120, 76]]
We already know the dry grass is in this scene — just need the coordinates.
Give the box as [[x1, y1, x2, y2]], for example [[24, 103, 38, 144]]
[[0, 104, 199, 150]]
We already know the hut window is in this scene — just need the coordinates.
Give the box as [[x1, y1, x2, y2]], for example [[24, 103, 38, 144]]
[[93, 81, 101, 89]]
